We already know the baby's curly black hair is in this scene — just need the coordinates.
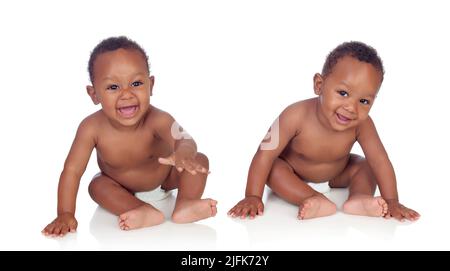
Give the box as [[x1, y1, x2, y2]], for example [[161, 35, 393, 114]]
[[88, 36, 150, 83], [322, 41, 384, 81]]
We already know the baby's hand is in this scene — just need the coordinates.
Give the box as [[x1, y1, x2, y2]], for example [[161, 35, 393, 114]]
[[228, 196, 264, 219], [42, 213, 78, 237], [384, 200, 420, 222], [159, 150, 209, 175]]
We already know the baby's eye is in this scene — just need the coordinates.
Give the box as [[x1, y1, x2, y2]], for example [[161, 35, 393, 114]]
[[338, 90, 348, 97], [107, 84, 119, 91], [131, 81, 143, 87], [360, 99, 370, 105]]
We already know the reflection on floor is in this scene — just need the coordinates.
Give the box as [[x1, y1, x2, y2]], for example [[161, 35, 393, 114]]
[[48, 187, 416, 250]]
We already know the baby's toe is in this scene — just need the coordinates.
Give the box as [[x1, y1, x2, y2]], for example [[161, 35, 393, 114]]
[[120, 224, 128, 230], [119, 213, 128, 221], [209, 199, 218, 207], [211, 205, 218, 217], [298, 207, 305, 219]]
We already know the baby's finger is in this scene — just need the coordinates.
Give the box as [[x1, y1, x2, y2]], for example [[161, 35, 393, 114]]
[[48, 224, 59, 236], [257, 204, 264, 215], [183, 161, 197, 175], [411, 210, 421, 220], [392, 212, 404, 222], [229, 205, 242, 217], [227, 206, 237, 216], [183, 166, 197, 175], [175, 159, 185, 170], [158, 157, 175, 166], [69, 223, 77, 233], [42, 224, 50, 234], [42, 224, 54, 235], [60, 225, 69, 237], [402, 211, 412, 221], [195, 164, 209, 174], [52, 225, 62, 237], [240, 207, 250, 219], [232, 207, 243, 217], [406, 209, 420, 221], [187, 161, 204, 174], [249, 208, 257, 219]]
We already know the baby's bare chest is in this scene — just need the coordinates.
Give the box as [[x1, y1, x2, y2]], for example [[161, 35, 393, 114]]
[[289, 129, 356, 162], [95, 132, 171, 169]]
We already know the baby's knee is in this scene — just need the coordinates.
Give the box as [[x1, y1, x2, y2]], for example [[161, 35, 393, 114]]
[[349, 155, 370, 175], [269, 158, 291, 179], [195, 152, 209, 168], [355, 159, 371, 174], [88, 175, 116, 198], [88, 178, 103, 198]]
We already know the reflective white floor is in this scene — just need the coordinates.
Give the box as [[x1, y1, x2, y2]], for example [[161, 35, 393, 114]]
[[6, 183, 446, 251]]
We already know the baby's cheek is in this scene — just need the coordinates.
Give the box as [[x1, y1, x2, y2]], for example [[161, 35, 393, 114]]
[[358, 112, 370, 121]]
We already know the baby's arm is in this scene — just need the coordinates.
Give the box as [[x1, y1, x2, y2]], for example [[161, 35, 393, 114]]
[[228, 105, 301, 219], [357, 117, 420, 221], [155, 111, 208, 175], [42, 117, 96, 237]]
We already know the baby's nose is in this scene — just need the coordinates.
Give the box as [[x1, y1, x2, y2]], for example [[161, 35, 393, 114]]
[[344, 101, 357, 113], [120, 87, 134, 98]]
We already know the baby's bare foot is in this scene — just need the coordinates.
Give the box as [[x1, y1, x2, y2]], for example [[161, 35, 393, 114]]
[[172, 198, 217, 223], [343, 195, 388, 217], [118, 204, 165, 230], [298, 195, 337, 220]]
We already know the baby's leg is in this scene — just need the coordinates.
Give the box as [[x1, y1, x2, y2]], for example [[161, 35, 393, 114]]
[[88, 174, 164, 230], [267, 158, 337, 219], [330, 154, 387, 217], [170, 153, 217, 223]]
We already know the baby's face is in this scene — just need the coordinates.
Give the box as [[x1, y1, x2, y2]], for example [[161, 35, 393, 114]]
[[316, 56, 382, 132], [90, 48, 153, 127]]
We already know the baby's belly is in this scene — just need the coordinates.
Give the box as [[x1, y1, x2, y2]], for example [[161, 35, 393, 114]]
[[99, 160, 172, 192], [281, 154, 349, 182]]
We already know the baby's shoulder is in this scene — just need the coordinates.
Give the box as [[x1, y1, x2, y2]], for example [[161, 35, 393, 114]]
[[77, 110, 104, 135], [144, 106, 175, 129], [281, 98, 315, 122], [81, 110, 103, 125], [356, 115, 376, 135]]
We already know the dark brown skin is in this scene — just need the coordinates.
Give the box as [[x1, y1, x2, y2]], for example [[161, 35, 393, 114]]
[[229, 56, 420, 221], [42, 48, 217, 237]]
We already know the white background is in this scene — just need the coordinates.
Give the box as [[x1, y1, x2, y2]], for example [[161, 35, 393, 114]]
[[1, 0, 449, 250]]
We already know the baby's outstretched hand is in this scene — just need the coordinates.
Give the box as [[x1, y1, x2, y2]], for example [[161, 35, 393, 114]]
[[159, 151, 209, 175], [228, 196, 264, 219], [384, 200, 420, 222], [42, 213, 78, 237]]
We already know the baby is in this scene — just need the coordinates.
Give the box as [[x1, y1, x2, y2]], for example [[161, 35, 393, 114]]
[[42, 36, 217, 237], [228, 41, 420, 221]]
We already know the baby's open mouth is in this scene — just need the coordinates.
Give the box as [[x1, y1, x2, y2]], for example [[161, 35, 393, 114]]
[[117, 105, 138, 118], [336, 113, 351, 124]]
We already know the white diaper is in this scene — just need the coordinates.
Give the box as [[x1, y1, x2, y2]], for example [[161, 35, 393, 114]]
[[307, 182, 331, 194], [135, 186, 172, 202]]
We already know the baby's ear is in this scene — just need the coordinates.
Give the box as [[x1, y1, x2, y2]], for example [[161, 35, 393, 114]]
[[86, 86, 100, 105], [149, 75, 155, 96], [313, 73, 323, 95]]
